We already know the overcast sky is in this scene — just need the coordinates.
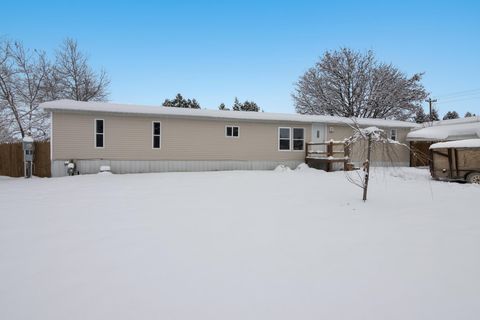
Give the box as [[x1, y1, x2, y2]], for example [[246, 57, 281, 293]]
[[2, 0, 479, 116]]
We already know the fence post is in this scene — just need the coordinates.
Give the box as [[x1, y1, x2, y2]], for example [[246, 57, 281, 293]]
[[305, 143, 309, 163], [343, 141, 350, 171], [326, 141, 333, 172]]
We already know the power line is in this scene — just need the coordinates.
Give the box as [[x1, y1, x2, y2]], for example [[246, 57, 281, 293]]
[[435, 95, 480, 105], [438, 92, 480, 101], [435, 88, 480, 99]]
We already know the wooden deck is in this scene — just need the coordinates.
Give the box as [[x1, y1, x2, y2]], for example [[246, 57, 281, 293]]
[[305, 140, 353, 172]]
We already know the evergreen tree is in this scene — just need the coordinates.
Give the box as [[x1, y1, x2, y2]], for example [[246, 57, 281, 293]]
[[414, 107, 428, 123], [218, 103, 229, 111], [465, 111, 476, 117], [242, 101, 260, 112], [163, 93, 201, 109], [428, 108, 440, 121], [230, 98, 260, 112], [442, 111, 460, 120], [232, 97, 242, 111], [189, 99, 201, 109]]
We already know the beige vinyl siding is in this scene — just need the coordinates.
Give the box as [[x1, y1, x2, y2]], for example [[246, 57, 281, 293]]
[[326, 124, 411, 164], [52, 112, 311, 161]]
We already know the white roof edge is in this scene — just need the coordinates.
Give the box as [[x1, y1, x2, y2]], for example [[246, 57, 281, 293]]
[[427, 116, 480, 126], [430, 139, 480, 149], [40, 99, 420, 128], [407, 121, 480, 141]]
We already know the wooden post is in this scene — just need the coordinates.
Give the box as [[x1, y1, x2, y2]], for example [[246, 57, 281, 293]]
[[362, 134, 372, 201], [429, 149, 434, 178], [305, 143, 309, 164], [327, 141, 333, 172], [447, 148, 453, 179], [343, 141, 350, 171], [454, 148, 459, 178]]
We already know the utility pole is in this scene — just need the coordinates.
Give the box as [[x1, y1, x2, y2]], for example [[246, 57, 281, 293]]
[[425, 98, 437, 121]]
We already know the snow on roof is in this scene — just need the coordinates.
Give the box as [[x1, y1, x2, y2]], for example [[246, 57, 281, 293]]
[[430, 139, 480, 149], [407, 120, 480, 141], [427, 116, 480, 126], [40, 99, 419, 128]]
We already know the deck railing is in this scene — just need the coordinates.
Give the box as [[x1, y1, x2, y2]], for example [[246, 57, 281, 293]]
[[305, 140, 352, 171]]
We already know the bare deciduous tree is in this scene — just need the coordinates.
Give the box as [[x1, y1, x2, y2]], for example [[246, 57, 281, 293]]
[[293, 48, 428, 121], [0, 38, 110, 142], [344, 124, 410, 201], [53, 38, 109, 101], [0, 41, 51, 140]]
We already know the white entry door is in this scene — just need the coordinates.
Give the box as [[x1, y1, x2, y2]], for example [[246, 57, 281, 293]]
[[311, 123, 327, 152]]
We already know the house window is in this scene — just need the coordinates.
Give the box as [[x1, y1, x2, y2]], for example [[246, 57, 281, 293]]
[[390, 129, 397, 141], [95, 119, 104, 148], [226, 126, 239, 138], [279, 127, 305, 151], [153, 121, 161, 149], [293, 128, 305, 151], [279, 127, 291, 150]]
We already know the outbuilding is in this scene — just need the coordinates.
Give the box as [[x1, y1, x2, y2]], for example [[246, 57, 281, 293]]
[[429, 139, 480, 183], [406, 117, 480, 167]]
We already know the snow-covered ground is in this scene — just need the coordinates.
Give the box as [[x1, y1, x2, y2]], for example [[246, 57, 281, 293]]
[[0, 167, 479, 320]]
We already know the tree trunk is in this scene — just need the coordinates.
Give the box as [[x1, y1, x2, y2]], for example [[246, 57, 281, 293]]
[[362, 134, 372, 201]]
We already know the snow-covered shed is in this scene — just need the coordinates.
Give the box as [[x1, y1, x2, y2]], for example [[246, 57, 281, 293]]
[[406, 117, 480, 167], [428, 138, 480, 183]]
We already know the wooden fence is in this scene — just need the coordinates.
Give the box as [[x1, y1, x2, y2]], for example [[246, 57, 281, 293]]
[[305, 141, 352, 172], [0, 141, 51, 177]]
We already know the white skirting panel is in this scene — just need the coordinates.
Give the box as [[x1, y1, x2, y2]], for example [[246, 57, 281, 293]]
[[51, 159, 304, 177], [350, 161, 410, 168]]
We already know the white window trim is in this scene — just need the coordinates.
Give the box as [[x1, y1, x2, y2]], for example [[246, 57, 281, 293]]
[[50, 112, 54, 160], [292, 127, 305, 152], [225, 125, 240, 138], [152, 121, 162, 149], [390, 128, 397, 141], [278, 127, 291, 151], [94, 118, 105, 149]]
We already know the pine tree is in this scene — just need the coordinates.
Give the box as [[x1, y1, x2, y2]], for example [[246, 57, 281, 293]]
[[162, 98, 173, 107], [442, 111, 460, 120], [230, 98, 260, 112], [242, 101, 260, 112], [465, 112, 476, 117], [427, 108, 440, 121], [189, 99, 201, 109], [414, 108, 427, 123], [163, 93, 201, 109], [232, 97, 242, 111], [218, 103, 229, 111]]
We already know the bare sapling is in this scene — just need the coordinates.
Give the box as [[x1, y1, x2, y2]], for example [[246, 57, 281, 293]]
[[345, 123, 410, 201]]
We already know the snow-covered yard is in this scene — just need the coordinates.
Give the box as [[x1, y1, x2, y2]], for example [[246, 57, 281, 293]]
[[0, 167, 479, 320]]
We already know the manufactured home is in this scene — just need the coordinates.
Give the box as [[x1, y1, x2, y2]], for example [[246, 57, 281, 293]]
[[41, 100, 418, 177]]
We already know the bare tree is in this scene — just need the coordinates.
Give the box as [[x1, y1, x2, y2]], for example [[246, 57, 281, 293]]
[[0, 38, 110, 141], [0, 40, 51, 140], [53, 38, 109, 101], [344, 124, 410, 201], [293, 48, 428, 120]]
